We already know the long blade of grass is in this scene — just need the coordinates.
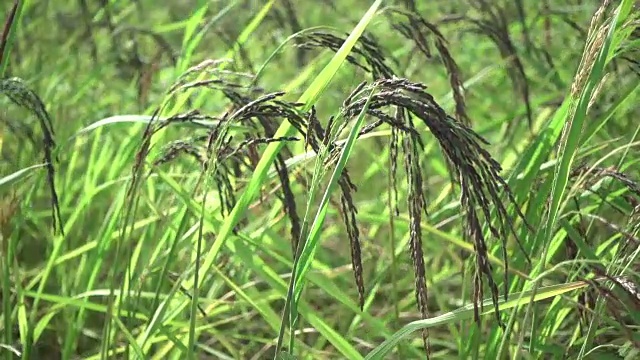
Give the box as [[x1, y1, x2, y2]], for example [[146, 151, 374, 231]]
[[278, 86, 376, 355], [293, 88, 376, 301], [364, 280, 590, 360], [71, 115, 249, 139], [0, 164, 47, 187]]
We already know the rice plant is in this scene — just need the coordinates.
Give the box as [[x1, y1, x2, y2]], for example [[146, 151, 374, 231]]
[[1, 0, 639, 359]]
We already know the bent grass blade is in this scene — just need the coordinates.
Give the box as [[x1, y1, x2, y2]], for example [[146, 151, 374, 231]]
[[364, 280, 589, 360]]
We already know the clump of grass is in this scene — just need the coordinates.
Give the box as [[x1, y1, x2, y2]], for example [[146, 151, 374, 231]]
[[212, 13, 535, 354], [1, 1, 62, 235], [464, 0, 533, 130], [129, 46, 531, 358], [341, 78, 531, 339], [126, 5, 537, 355], [133, 60, 303, 242], [566, 162, 640, 337], [3, 0, 640, 358]]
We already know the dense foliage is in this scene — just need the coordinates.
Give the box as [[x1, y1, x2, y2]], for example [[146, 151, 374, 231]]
[[1, 0, 639, 359]]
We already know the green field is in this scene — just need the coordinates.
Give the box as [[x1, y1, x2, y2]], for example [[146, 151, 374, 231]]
[[1, 0, 639, 359]]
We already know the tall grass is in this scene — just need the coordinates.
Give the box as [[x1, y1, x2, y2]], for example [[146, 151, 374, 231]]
[[1, 0, 639, 359]]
